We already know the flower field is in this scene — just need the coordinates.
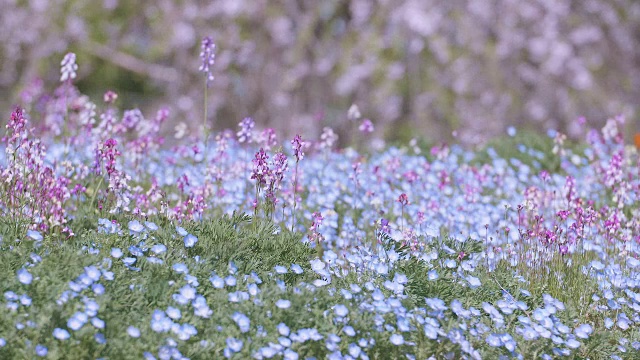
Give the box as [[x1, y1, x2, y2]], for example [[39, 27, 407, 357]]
[[1, 55, 640, 360]]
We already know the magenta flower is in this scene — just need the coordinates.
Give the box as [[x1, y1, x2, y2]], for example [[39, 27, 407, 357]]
[[291, 134, 305, 162], [358, 119, 374, 133], [237, 117, 255, 144], [199, 36, 216, 85]]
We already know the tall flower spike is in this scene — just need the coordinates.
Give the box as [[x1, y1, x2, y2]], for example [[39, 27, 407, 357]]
[[199, 36, 216, 85], [237, 117, 255, 144], [291, 135, 304, 162], [60, 53, 78, 82]]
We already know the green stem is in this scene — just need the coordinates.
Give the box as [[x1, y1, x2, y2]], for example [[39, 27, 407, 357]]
[[203, 81, 209, 162]]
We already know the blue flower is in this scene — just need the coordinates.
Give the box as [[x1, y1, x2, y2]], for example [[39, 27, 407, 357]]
[[145, 221, 159, 231], [179, 285, 196, 300], [390, 334, 404, 345], [20, 294, 32, 306], [127, 326, 141, 338], [85, 266, 101, 282], [334, 304, 349, 317], [467, 276, 481, 289], [343, 326, 356, 337], [172, 263, 188, 274], [184, 234, 198, 248], [277, 323, 290, 336], [175, 323, 198, 340], [427, 270, 439, 281], [17, 268, 33, 285], [276, 299, 291, 309], [111, 248, 123, 258], [128, 220, 145, 235], [151, 244, 167, 254], [274, 265, 288, 274], [210, 275, 225, 288], [574, 324, 593, 339], [176, 226, 188, 236], [53, 328, 70, 340], [68, 312, 88, 331], [232, 312, 251, 333], [35, 344, 48, 356], [0, 338, 5, 347], [27, 230, 43, 241], [291, 264, 304, 274], [91, 317, 105, 329], [95, 333, 106, 344], [225, 276, 237, 287], [226, 337, 243, 352], [486, 334, 502, 347], [91, 283, 104, 296], [165, 306, 181, 320]]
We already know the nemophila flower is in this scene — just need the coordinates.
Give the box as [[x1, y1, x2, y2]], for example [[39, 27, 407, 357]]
[[150, 244, 167, 255], [20, 294, 32, 306], [181, 275, 198, 287], [176, 226, 188, 236], [35, 344, 48, 357], [172, 263, 188, 274], [26, 230, 43, 241], [68, 312, 88, 331], [60, 52, 78, 82], [53, 328, 70, 340], [210, 275, 225, 288], [111, 248, 123, 258], [129, 220, 145, 235], [226, 337, 244, 353], [91, 317, 105, 329], [165, 306, 181, 320], [123, 257, 136, 266], [127, 326, 141, 338], [274, 265, 288, 274], [291, 264, 303, 274], [466, 276, 481, 289], [343, 325, 356, 337], [334, 304, 349, 317], [175, 323, 198, 341], [605, 317, 614, 329], [276, 299, 292, 309], [199, 36, 216, 84], [427, 270, 439, 280], [85, 266, 101, 282], [17, 268, 33, 285], [145, 221, 159, 231], [184, 234, 198, 248], [102, 270, 114, 281], [390, 333, 404, 346], [232, 312, 251, 333], [225, 275, 237, 286]]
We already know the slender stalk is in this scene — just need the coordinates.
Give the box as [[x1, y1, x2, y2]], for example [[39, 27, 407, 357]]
[[203, 81, 209, 162], [291, 161, 299, 232]]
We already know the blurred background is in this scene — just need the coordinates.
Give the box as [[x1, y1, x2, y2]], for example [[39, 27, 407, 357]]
[[1, 0, 640, 146]]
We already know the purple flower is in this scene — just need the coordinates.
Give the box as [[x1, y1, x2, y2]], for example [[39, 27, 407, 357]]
[[358, 119, 374, 133], [251, 148, 271, 187], [291, 135, 305, 162], [60, 53, 78, 82], [199, 37, 216, 84], [237, 117, 255, 143]]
